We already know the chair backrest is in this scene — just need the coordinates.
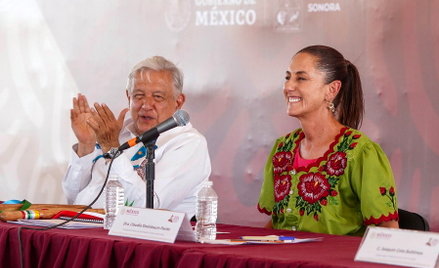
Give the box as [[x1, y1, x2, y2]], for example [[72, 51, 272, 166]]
[[398, 209, 430, 231]]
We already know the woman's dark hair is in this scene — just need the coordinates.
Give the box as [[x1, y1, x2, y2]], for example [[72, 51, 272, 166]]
[[296, 45, 364, 129]]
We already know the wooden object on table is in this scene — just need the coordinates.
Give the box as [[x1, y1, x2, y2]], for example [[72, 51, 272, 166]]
[[0, 204, 104, 222], [0, 204, 90, 212]]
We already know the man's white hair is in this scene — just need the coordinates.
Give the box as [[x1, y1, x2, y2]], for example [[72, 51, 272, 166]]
[[126, 56, 183, 98]]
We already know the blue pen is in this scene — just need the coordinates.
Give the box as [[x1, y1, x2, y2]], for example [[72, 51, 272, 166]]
[[278, 236, 295, 241]]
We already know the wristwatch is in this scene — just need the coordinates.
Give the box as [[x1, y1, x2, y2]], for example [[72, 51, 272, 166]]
[[103, 147, 122, 159]]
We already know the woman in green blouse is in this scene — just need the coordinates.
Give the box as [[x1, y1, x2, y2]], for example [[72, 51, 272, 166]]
[[258, 45, 399, 236]]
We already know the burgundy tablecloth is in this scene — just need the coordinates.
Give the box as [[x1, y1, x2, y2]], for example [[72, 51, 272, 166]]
[[0, 222, 406, 268], [177, 224, 406, 268], [0, 222, 194, 268]]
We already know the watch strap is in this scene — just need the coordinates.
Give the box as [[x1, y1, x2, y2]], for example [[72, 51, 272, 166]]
[[103, 147, 122, 159]]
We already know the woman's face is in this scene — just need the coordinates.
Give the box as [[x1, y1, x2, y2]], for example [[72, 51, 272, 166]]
[[283, 52, 330, 120]]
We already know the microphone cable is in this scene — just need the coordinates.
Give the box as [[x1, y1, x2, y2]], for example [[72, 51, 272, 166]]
[[17, 154, 118, 268]]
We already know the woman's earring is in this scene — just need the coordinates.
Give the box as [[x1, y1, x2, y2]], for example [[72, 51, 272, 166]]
[[327, 101, 335, 113]]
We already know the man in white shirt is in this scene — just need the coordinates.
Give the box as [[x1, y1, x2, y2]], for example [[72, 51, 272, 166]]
[[62, 56, 211, 218]]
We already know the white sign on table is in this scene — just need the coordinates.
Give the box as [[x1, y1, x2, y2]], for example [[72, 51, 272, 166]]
[[108, 207, 196, 243], [355, 226, 439, 268]]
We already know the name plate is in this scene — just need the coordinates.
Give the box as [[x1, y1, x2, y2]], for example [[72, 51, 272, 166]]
[[108, 207, 196, 243], [355, 226, 439, 268]]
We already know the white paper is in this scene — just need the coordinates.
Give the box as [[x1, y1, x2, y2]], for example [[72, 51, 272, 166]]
[[199, 237, 323, 245], [9, 219, 103, 229]]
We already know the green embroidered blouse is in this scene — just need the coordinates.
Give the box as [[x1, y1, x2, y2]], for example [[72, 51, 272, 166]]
[[258, 127, 398, 236]]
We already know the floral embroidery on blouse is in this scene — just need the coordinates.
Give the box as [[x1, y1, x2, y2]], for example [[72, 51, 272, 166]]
[[272, 129, 362, 221], [325, 152, 347, 176], [271, 133, 295, 215], [274, 174, 292, 202], [380, 186, 397, 210], [296, 172, 338, 221]]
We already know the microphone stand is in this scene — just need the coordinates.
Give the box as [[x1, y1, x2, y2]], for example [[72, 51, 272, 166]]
[[143, 134, 159, 209]]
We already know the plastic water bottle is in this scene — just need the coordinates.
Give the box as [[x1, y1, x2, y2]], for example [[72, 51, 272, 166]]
[[103, 174, 125, 230], [195, 180, 218, 241]]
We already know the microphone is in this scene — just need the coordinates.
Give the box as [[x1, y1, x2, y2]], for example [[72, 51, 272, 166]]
[[118, 109, 190, 151]]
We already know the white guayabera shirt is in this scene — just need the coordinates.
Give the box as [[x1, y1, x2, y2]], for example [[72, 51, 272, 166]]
[[62, 116, 211, 218]]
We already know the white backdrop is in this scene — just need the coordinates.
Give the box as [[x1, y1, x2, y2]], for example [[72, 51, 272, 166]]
[[0, 0, 438, 231]]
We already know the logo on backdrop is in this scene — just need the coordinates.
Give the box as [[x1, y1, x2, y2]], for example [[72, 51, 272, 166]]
[[165, 0, 192, 31], [194, 0, 257, 26], [164, 0, 341, 31], [164, 0, 258, 30], [274, 0, 303, 33], [307, 2, 341, 12]]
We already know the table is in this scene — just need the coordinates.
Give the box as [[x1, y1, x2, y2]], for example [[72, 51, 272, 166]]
[[0, 222, 406, 268]]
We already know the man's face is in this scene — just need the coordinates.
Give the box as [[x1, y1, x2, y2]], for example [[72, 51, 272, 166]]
[[127, 70, 185, 135]]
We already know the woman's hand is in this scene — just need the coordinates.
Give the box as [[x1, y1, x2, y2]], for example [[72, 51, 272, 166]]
[[264, 219, 274, 229], [377, 220, 399, 228]]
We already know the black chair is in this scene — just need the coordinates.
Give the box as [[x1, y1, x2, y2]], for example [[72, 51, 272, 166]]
[[398, 208, 430, 231]]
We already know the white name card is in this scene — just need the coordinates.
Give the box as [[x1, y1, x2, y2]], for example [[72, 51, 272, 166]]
[[355, 226, 439, 268], [108, 207, 196, 243]]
